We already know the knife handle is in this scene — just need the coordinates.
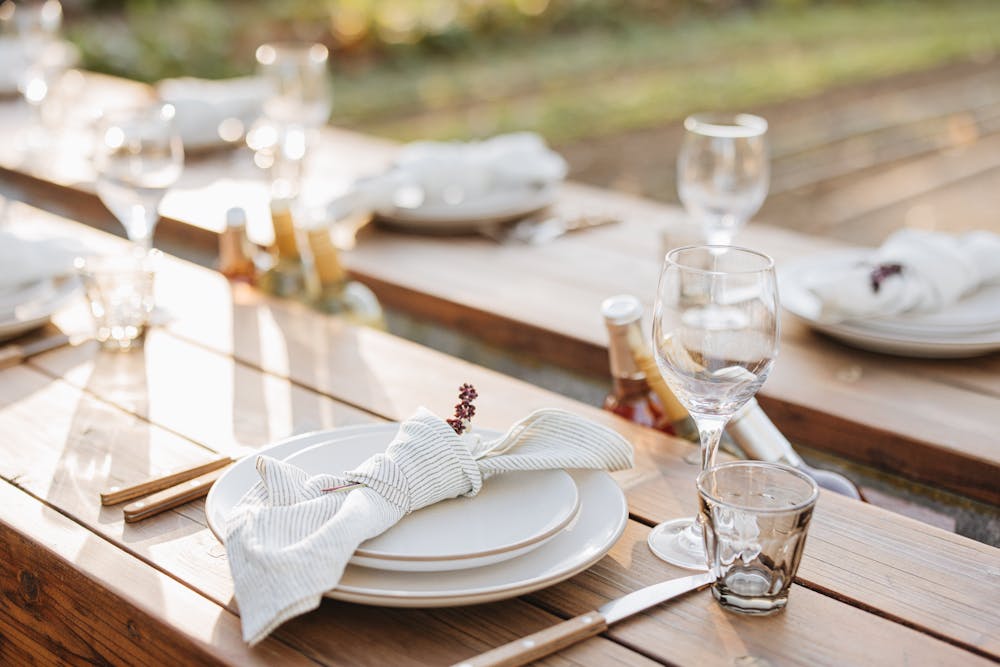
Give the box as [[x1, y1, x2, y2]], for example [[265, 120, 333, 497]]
[[452, 612, 608, 667], [101, 456, 234, 506], [122, 465, 231, 523]]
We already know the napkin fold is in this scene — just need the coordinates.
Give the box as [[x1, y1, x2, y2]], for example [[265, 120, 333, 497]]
[[803, 229, 1000, 322], [225, 407, 633, 645], [0, 230, 86, 292], [156, 76, 269, 149], [326, 132, 568, 221]]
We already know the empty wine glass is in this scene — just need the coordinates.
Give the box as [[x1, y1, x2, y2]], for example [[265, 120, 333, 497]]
[[649, 245, 780, 569], [93, 103, 184, 251], [255, 42, 331, 129], [677, 113, 769, 246]]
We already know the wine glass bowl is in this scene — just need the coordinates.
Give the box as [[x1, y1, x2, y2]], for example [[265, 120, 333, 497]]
[[93, 103, 184, 250], [255, 42, 331, 129], [677, 113, 769, 246], [648, 245, 780, 569]]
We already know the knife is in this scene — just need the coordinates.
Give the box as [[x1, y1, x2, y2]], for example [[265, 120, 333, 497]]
[[452, 571, 715, 667]]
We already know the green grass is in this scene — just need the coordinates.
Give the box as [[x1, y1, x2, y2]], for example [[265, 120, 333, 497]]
[[329, 1, 1000, 144]]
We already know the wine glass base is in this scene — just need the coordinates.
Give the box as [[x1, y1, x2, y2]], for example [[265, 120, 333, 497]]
[[647, 518, 710, 571]]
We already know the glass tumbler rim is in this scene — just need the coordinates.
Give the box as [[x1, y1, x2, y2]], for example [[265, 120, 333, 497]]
[[697, 460, 819, 514], [664, 244, 775, 275], [684, 112, 768, 138]]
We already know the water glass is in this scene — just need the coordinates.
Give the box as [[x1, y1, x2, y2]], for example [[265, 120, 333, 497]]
[[255, 42, 331, 128], [677, 113, 769, 245], [93, 103, 184, 250], [75, 251, 158, 351], [697, 461, 818, 615]]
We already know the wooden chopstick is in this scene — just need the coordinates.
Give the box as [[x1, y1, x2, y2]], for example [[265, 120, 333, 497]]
[[100, 456, 235, 506], [123, 465, 233, 523]]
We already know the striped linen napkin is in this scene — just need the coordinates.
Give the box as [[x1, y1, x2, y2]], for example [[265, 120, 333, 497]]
[[225, 407, 634, 644]]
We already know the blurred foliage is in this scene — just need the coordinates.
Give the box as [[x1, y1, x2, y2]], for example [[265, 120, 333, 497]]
[[64, 0, 784, 81], [62, 0, 1000, 144]]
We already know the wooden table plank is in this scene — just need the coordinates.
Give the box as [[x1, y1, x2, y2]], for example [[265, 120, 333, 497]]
[[0, 479, 306, 666], [14, 213, 997, 660]]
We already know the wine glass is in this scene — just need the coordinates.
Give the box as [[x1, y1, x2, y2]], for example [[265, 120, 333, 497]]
[[251, 42, 330, 199], [677, 113, 769, 246], [648, 245, 780, 569], [93, 103, 184, 251]]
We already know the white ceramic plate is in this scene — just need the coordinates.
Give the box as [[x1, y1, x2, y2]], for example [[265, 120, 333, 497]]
[[374, 182, 558, 233], [0, 276, 80, 343], [283, 438, 581, 572], [780, 252, 1000, 359], [205, 423, 628, 607]]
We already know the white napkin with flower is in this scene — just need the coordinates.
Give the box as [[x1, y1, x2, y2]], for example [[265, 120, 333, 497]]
[[224, 407, 633, 645], [326, 132, 568, 221], [803, 229, 1000, 322], [156, 76, 268, 149]]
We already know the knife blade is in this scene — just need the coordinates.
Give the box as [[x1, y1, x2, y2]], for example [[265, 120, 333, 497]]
[[451, 571, 714, 667]]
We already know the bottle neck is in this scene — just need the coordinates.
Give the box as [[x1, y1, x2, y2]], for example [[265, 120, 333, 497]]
[[270, 202, 301, 261], [307, 228, 348, 288], [606, 323, 644, 382]]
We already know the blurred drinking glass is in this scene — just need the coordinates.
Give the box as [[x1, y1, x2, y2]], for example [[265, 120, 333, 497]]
[[648, 245, 780, 569], [93, 103, 184, 251], [0, 0, 73, 139], [677, 113, 769, 246], [255, 42, 331, 129]]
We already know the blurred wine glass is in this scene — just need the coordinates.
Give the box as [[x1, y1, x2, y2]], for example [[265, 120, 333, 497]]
[[677, 113, 769, 246], [0, 0, 75, 141], [648, 245, 780, 569], [93, 103, 184, 251], [250, 42, 330, 198]]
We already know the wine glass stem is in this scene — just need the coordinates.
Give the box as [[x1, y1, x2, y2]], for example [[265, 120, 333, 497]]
[[694, 413, 729, 472]]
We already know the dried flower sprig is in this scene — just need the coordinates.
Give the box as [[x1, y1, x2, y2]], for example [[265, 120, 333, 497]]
[[447, 383, 478, 435], [869, 263, 904, 293]]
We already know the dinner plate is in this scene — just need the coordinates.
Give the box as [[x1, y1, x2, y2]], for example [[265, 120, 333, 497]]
[[374, 182, 558, 233], [780, 252, 1000, 358], [205, 423, 628, 607], [0, 276, 80, 343], [283, 439, 581, 572]]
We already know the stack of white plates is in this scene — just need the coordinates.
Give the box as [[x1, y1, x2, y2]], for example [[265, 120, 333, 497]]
[[780, 250, 1000, 358], [0, 275, 79, 343], [205, 423, 628, 607]]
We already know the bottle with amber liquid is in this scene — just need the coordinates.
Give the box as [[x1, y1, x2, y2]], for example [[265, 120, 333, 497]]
[[601, 295, 677, 436], [259, 198, 307, 297], [305, 225, 385, 329], [217, 207, 257, 284]]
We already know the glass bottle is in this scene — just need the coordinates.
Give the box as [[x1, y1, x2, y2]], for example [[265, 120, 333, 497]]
[[217, 207, 257, 284], [601, 295, 676, 435], [305, 225, 385, 329], [258, 198, 306, 297]]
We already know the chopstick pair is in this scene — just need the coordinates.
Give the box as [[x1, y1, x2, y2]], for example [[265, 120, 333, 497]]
[[100, 456, 236, 523]]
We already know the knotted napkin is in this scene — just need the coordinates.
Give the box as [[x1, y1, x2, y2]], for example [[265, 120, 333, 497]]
[[803, 229, 1000, 322], [325, 132, 568, 221], [225, 407, 633, 644]]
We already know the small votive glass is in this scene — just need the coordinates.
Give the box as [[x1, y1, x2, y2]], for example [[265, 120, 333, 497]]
[[697, 461, 818, 615], [75, 250, 157, 351]]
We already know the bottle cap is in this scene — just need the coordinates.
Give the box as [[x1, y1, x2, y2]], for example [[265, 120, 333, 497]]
[[601, 294, 643, 326], [226, 207, 247, 229]]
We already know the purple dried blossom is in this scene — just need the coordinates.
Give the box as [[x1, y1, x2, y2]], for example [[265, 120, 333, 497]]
[[869, 263, 904, 293], [448, 383, 479, 435]]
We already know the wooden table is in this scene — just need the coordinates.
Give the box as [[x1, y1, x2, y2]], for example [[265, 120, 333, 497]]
[[1, 200, 998, 666], [1, 72, 998, 505]]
